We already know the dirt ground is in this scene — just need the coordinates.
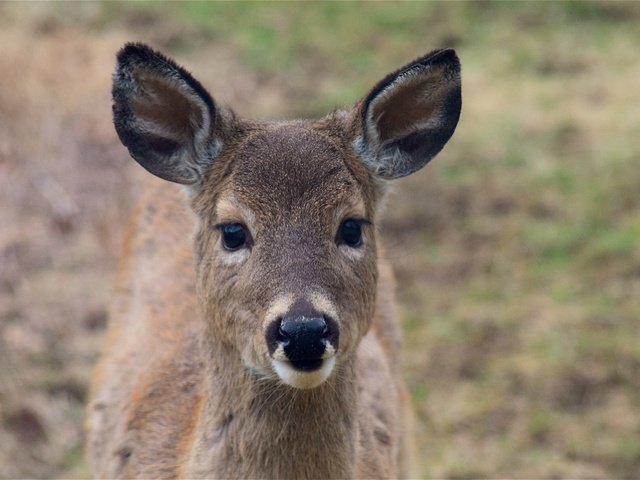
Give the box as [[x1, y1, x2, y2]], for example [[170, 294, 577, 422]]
[[1, 3, 639, 479]]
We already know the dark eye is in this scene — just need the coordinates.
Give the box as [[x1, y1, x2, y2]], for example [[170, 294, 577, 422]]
[[220, 223, 248, 251], [338, 219, 365, 247]]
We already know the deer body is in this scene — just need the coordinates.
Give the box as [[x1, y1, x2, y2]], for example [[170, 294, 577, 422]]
[[87, 44, 461, 479]]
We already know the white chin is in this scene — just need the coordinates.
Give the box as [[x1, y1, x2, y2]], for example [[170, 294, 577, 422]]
[[271, 357, 336, 389]]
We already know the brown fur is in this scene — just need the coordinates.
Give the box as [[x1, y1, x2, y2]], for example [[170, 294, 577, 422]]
[[87, 43, 461, 479]]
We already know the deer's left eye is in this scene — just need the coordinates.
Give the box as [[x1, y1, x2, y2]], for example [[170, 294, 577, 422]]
[[337, 219, 366, 248]]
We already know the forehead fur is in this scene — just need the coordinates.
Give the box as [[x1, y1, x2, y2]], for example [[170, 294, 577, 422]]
[[198, 122, 375, 221]]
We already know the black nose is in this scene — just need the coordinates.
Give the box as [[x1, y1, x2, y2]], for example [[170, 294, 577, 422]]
[[265, 300, 340, 371], [279, 316, 327, 353], [273, 315, 329, 371]]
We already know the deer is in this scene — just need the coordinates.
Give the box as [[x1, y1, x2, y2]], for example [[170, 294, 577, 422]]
[[86, 42, 461, 479]]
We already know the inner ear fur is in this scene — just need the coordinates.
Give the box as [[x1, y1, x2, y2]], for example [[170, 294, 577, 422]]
[[130, 74, 204, 142], [112, 43, 221, 185], [354, 48, 462, 179]]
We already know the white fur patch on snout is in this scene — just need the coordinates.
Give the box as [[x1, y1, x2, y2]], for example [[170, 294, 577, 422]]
[[271, 357, 336, 390]]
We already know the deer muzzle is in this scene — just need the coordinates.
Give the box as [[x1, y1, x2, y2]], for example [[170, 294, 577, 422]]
[[265, 300, 340, 389]]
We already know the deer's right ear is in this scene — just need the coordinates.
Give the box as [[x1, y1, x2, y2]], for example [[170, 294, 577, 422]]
[[353, 49, 461, 179], [112, 43, 222, 186]]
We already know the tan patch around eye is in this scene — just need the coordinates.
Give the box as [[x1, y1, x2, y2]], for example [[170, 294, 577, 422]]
[[334, 194, 367, 225], [215, 194, 256, 228]]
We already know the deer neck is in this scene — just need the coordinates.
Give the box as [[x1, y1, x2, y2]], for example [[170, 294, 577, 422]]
[[189, 341, 358, 479]]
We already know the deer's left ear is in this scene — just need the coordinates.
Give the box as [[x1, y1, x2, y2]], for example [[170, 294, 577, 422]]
[[353, 49, 461, 179]]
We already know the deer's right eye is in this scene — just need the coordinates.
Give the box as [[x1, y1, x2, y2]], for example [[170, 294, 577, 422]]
[[219, 223, 249, 251]]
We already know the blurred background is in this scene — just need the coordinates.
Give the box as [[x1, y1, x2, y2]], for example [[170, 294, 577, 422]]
[[1, 2, 639, 478]]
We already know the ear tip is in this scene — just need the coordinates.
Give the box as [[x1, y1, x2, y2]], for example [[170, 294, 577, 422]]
[[435, 47, 459, 59], [117, 42, 154, 63], [421, 48, 460, 73], [115, 42, 174, 74], [112, 42, 216, 115]]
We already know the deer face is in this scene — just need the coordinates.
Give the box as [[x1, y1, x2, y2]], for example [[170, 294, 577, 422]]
[[192, 125, 378, 388], [111, 44, 461, 389]]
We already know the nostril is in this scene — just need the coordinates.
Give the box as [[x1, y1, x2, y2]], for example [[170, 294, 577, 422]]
[[276, 320, 291, 347], [309, 318, 327, 337], [321, 322, 329, 339]]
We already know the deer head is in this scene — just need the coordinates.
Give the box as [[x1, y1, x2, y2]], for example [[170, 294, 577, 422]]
[[112, 43, 461, 389]]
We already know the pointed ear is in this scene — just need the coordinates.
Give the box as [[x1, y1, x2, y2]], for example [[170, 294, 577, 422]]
[[112, 43, 224, 185], [353, 49, 461, 179]]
